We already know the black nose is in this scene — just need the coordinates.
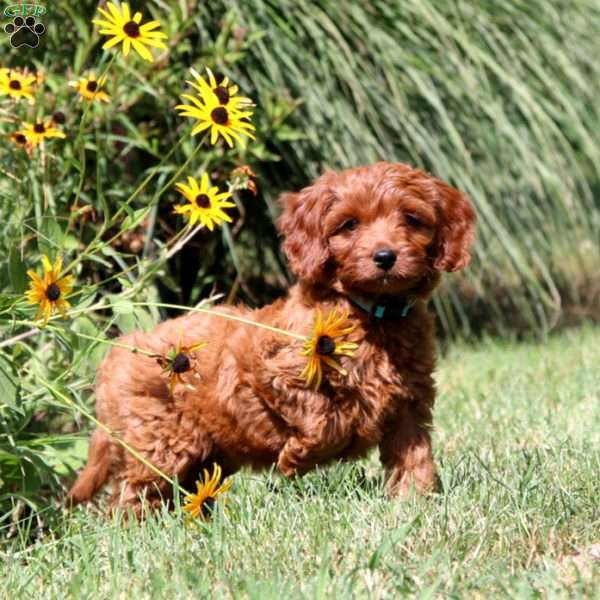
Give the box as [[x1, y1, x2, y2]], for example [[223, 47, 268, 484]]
[[373, 249, 396, 270]]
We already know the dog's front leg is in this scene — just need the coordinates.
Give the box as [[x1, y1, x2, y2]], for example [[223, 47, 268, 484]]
[[379, 403, 437, 498], [277, 412, 352, 477]]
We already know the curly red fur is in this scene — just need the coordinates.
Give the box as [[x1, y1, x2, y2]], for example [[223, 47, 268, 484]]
[[69, 162, 476, 513]]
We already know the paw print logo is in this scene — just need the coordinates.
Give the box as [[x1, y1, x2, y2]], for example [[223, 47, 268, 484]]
[[5, 16, 45, 49]]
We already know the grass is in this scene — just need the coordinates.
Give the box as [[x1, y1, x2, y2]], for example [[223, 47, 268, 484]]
[[2, 325, 599, 598]]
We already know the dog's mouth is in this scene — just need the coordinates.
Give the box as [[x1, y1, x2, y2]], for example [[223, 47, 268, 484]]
[[343, 271, 419, 298], [334, 254, 429, 298]]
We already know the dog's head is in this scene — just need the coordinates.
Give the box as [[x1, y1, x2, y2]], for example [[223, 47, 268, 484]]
[[277, 162, 475, 298]]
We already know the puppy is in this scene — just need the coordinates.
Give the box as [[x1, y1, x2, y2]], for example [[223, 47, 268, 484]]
[[69, 161, 475, 512]]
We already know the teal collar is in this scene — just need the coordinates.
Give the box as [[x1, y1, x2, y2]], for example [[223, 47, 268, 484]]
[[348, 295, 415, 320]]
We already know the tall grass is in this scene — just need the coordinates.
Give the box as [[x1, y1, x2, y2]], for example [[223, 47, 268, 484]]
[[213, 0, 600, 334]]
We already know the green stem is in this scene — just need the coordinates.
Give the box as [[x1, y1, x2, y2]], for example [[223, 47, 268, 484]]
[[96, 137, 206, 253], [62, 329, 158, 358], [72, 54, 117, 211], [9, 296, 307, 343], [129, 301, 306, 340], [63, 134, 188, 276], [109, 134, 189, 225]]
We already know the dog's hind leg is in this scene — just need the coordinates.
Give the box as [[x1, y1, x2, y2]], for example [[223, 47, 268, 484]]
[[108, 418, 216, 516], [67, 428, 112, 505]]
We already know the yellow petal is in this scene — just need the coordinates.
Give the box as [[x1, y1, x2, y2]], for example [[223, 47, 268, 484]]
[[41, 255, 52, 274], [206, 67, 217, 88], [200, 173, 210, 193], [181, 94, 206, 109], [52, 256, 63, 276], [106, 2, 123, 22], [139, 36, 167, 49], [191, 121, 211, 136], [188, 178, 201, 196], [141, 30, 168, 40], [92, 18, 116, 29], [175, 182, 193, 199], [131, 39, 154, 62], [140, 20, 162, 32], [103, 34, 125, 49]]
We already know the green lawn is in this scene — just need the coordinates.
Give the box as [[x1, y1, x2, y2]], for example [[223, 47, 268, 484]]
[[2, 326, 599, 599]]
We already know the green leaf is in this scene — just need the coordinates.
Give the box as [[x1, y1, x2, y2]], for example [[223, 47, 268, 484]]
[[120, 207, 151, 233], [114, 311, 137, 334], [0, 294, 19, 313], [0, 354, 19, 408], [62, 235, 81, 251], [275, 126, 306, 142], [8, 248, 27, 294], [108, 297, 135, 315], [37, 217, 65, 259], [368, 520, 417, 570]]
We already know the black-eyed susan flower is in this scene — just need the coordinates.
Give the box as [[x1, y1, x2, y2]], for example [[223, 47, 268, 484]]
[[153, 334, 208, 396], [176, 70, 255, 147], [92, 2, 168, 63], [70, 73, 110, 103], [183, 463, 232, 519], [9, 131, 32, 152], [21, 119, 66, 146], [52, 111, 67, 125], [187, 67, 253, 113], [173, 173, 236, 231], [0, 69, 37, 102], [300, 308, 359, 390], [25, 256, 75, 326]]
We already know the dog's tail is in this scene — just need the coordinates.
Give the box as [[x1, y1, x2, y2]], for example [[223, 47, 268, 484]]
[[67, 428, 112, 505]]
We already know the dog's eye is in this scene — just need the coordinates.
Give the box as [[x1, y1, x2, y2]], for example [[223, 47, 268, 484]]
[[405, 214, 423, 228], [340, 218, 359, 232]]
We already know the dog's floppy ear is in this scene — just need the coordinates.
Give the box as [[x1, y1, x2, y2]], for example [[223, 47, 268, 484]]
[[433, 179, 476, 272], [277, 183, 333, 283]]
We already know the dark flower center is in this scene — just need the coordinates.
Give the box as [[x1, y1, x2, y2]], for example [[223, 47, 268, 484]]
[[14, 133, 27, 145], [213, 86, 229, 105], [211, 106, 228, 125], [86, 80, 98, 92], [53, 111, 66, 124], [195, 194, 211, 208], [46, 283, 61, 301], [9, 79, 21, 90], [123, 20, 140, 37], [34, 123, 45, 134], [172, 352, 191, 374], [316, 335, 336, 356]]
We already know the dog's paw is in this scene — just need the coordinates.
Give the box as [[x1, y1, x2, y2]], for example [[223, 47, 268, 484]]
[[277, 438, 315, 478], [5, 16, 45, 48], [276, 454, 298, 478]]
